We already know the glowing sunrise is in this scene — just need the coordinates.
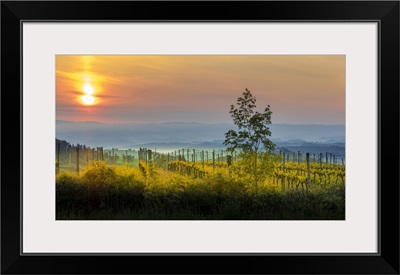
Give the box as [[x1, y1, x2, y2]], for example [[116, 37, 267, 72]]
[[56, 55, 345, 124], [56, 55, 346, 221]]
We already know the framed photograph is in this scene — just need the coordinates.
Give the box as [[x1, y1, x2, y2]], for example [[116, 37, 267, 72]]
[[2, 1, 399, 274]]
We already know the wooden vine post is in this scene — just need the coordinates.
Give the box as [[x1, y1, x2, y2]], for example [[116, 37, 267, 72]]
[[227, 155, 232, 167], [282, 152, 286, 191], [85, 146, 89, 166], [167, 153, 170, 170], [297, 151, 300, 175], [319, 153, 322, 168], [306, 153, 311, 190], [76, 146, 79, 174], [212, 150, 215, 171], [69, 146, 72, 171], [56, 142, 60, 174]]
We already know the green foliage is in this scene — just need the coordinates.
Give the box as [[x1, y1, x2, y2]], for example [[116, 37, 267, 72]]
[[57, 162, 146, 217], [231, 151, 280, 190], [56, 162, 345, 220], [224, 88, 275, 154], [139, 160, 159, 184], [81, 161, 118, 187], [154, 154, 167, 168], [223, 89, 277, 191]]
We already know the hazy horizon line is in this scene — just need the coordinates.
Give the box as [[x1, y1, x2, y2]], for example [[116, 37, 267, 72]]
[[56, 119, 345, 126]]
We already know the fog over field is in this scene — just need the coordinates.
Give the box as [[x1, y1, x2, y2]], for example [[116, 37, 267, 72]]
[[56, 120, 345, 149]]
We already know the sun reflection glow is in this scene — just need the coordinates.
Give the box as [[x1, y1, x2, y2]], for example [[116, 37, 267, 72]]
[[81, 95, 95, 105]]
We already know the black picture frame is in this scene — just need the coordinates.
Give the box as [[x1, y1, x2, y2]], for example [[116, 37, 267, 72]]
[[2, 1, 399, 274]]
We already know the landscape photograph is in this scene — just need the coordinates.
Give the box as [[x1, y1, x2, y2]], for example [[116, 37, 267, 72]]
[[56, 55, 345, 220]]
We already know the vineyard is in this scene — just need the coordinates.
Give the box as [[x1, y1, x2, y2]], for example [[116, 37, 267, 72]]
[[56, 140, 345, 220]]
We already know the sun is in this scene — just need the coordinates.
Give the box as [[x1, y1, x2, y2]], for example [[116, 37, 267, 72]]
[[81, 95, 95, 105], [83, 83, 94, 95], [80, 83, 96, 105]]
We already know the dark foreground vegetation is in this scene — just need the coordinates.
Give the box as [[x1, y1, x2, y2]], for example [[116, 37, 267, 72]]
[[56, 161, 345, 220]]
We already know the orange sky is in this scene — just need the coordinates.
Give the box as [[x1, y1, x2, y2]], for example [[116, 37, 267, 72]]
[[56, 55, 345, 124]]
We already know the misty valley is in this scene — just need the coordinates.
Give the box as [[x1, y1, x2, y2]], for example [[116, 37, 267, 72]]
[[56, 122, 345, 220]]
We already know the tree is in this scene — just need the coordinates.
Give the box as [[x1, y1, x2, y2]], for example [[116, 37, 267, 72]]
[[224, 88, 276, 191], [224, 88, 275, 155]]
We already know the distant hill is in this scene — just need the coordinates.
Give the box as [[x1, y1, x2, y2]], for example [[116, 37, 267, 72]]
[[56, 120, 345, 150]]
